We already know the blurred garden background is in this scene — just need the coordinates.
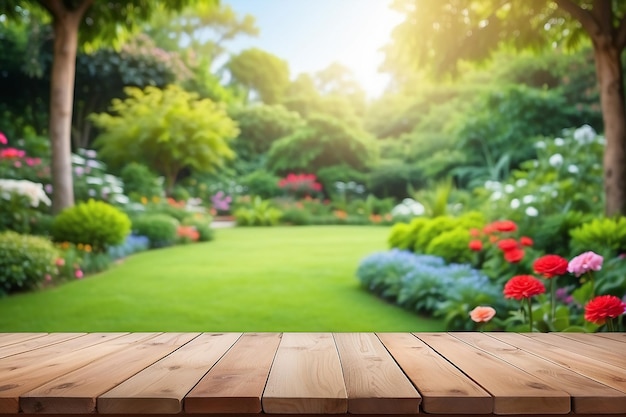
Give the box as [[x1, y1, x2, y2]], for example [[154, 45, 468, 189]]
[[0, 1, 625, 332]]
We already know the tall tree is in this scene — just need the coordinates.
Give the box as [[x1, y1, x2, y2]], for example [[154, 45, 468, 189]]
[[384, 1, 626, 216], [227, 48, 291, 104], [0, 1, 208, 213]]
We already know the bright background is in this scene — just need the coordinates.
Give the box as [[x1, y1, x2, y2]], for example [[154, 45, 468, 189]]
[[224, 0, 403, 97]]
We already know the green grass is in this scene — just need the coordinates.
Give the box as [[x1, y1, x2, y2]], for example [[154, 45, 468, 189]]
[[0, 226, 444, 332]]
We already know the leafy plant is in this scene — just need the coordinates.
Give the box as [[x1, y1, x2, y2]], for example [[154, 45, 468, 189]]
[[234, 196, 282, 226], [131, 213, 179, 248], [569, 217, 626, 258], [0, 231, 58, 294], [52, 199, 131, 253]]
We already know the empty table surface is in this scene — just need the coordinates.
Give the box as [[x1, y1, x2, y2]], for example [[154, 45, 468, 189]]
[[0, 332, 624, 416]]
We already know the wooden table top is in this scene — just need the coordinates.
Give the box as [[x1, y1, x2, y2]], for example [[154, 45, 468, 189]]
[[0, 332, 624, 416]]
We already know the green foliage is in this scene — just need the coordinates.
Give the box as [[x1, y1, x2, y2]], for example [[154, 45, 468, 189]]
[[91, 84, 239, 194], [425, 227, 474, 264], [182, 216, 214, 242], [0, 231, 58, 295], [267, 114, 377, 175], [280, 207, 312, 226], [569, 217, 626, 258], [131, 213, 179, 248], [316, 165, 368, 199], [387, 223, 413, 250], [234, 196, 282, 226], [52, 200, 131, 253], [227, 48, 290, 104], [119, 162, 163, 200], [239, 170, 281, 198], [367, 160, 424, 200]]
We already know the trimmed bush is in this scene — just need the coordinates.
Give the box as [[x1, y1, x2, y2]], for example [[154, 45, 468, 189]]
[[51, 200, 131, 253], [182, 216, 214, 242], [131, 214, 179, 248], [0, 231, 58, 294], [569, 217, 626, 258]]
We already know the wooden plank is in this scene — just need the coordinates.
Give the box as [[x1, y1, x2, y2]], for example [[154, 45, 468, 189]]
[[0, 333, 139, 413], [262, 333, 347, 414], [0, 334, 84, 359], [593, 333, 626, 343], [415, 333, 570, 415], [97, 332, 241, 414], [378, 332, 492, 414], [524, 333, 626, 368], [0, 333, 48, 347], [185, 333, 282, 413], [453, 332, 626, 414], [19, 333, 199, 414], [333, 333, 420, 414], [490, 333, 626, 395]]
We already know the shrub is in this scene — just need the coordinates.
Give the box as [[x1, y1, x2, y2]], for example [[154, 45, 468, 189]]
[[425, 227, 474, 264], [131, 214, 179, 248], [52, 199, 131, 253], [182, 216, 214, 242], [240, 170, 281, 199], [234, 196, 282, 226], [280, 207, 312, 225], [0, 231, 58, 294], [0, 179, 51, 234], [119, 162, 163, 200], [569, 217, 626, 258]]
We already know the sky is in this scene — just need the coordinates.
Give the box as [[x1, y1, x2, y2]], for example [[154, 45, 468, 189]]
[[223, 0, 404, 98]]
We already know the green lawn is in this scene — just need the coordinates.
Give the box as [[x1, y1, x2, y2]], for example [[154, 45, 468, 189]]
[[0, 226, 444, 332]]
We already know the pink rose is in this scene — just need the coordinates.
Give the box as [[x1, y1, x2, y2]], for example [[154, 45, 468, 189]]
[[469, 306, 496, 323], [568, 251, 603, 277]]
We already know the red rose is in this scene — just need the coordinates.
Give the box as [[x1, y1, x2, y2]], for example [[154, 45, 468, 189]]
[[468, 240, 483, 251], [520, 236, 534, 246], [584, 295, 626, 325], [497, 238, 519, 252], [492, 220, 517, 232], [504, 248, 525, 263], [503, 275, 546, 300], [533, 254, 569, 279]]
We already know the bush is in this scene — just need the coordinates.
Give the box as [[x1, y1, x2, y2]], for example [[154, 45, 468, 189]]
[[234, 196, 282, 226], [131, 214, 179, 248], [0, 231, 58, 294], [119, 162, 163, 200], [51, 199, 131, 253], [182, 216, 214, 242], [425, 227, 474, 264], [569, 217, 626, 258], [0, 179, 51, 234], [240, 170, 281, 199], [280, 207, 312, 225]]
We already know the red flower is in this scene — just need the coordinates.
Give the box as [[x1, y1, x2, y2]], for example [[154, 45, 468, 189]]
[[469, 228, 481, 237], [497, 238, 518, 252], [533, 255, 569, 279], [584, 295, 626, 325], [504, 248, 525, 263], [503, 275, 546, 300], [492, 220, 517, 232], [468, 240, 483, 251], [520, 236, 533, 246]]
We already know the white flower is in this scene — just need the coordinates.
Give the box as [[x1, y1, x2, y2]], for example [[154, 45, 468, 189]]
[[535, 141, 546, 149], [71, 154, 86, 165], [86, 176, 104, 185], [391, 198, 425, 216], [549, 153, 564, 167], [522, 195, 536, 204], [504, 184, 515, 193], [490, 191, 503, 201], [554, 138, 565, 146], [515, 179, 528, 188], [573, 124, 596, 144], [0, 179, 51, 207], [484, 180, 501, 191], [525, 206, 539, 217], [510, 198, 520, 209], [568, 164, 579, 174]]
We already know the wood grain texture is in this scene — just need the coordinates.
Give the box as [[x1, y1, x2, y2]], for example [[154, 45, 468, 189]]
[[378, 333, 492, 414], [185, 332, 281, 414], [20, 333, 199, 414], [0, 333, 48, 347], [262, 333, 347, 414], [453, 332, 626, 414], [416, 333, 571, 415], [0, 333, 131, 413], [0, 334, 84, 359], [524, 333, 626, 368], [490, 333, 626, 395], [333, 333, 420, 414], [97, 333, 241, 414]]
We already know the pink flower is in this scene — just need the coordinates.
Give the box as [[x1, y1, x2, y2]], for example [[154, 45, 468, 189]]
[[75, 269, 84, 279], [55, 258, 65, 267], [470, 306, 496, 323], [0, 132, 7, 145], [568, 251, 603, 277]]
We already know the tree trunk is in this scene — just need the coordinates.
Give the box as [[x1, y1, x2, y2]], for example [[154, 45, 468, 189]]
[[592, 42, 626, 217], [49, 12, 81, 213]]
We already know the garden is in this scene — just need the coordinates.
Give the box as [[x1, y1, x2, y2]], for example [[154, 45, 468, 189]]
[[1, 2, 625, 332]]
